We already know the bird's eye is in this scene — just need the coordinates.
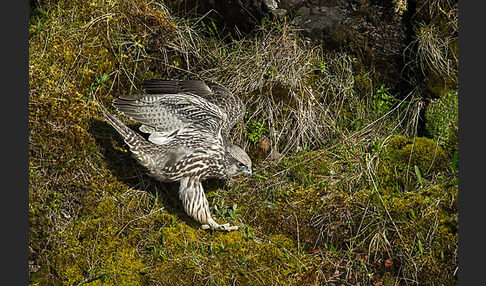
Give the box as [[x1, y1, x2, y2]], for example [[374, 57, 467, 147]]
[[237, 162, 246, 168]]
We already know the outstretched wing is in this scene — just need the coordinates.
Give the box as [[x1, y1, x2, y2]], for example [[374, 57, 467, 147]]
[[141, 79, 245, 135], [113, 91, 227, 143]]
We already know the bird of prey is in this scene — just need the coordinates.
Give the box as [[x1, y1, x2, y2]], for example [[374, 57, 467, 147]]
[[96, 79, 252, 231]]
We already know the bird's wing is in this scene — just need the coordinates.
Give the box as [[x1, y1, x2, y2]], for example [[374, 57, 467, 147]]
[[113, 91, 227, 140], [141, 79, 245, 135]]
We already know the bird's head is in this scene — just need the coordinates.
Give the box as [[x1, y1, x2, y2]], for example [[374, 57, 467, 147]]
[[226, 144, 252, 178]]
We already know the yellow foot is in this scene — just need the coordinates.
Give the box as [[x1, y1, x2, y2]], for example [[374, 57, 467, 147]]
[[201, 219, 240, 231]]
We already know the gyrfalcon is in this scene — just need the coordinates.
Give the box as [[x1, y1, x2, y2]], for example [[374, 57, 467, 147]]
[[96, 79, 252, 231]]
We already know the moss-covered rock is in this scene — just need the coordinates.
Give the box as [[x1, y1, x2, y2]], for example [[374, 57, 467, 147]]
[[377, 135, 448, 192], [425, 67, 458, 98]]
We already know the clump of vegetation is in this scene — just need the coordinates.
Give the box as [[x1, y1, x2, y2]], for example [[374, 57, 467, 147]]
[[407, 0, 458, 97], [29, 0, 458, 285], [246, 116, 266, 144], [373, 84, 396, 116], [196, 22, 343, 154], [377, 135, 448, 192], [218, 147, 457, 285], [425, 90, 458, 154]]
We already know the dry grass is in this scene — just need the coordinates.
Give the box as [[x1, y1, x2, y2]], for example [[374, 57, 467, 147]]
[[154, 19, 342, 155], [29, 0, 458, 285], [208, 26, 333, 155], [414, 23, 457, 77], [407, 0, 458, 91]]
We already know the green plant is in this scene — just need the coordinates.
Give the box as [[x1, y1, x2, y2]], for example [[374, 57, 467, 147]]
[[317, 60, 327, 74], [414, 165, 424, 188], [373, 84, 395, 115], [200, 19, 220, 38], [450, 150, 458, 173], [425, 89, 458, 149], [29, 0, 458, 285], [88, 73, 109, 94], [246, 119, 265, 144], [29, 7, 48, 35], [211, 194, 242, 222]]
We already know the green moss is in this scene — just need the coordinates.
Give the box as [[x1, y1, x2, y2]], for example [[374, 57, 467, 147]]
[[35, 185, 308, 285], [425, 68, 458, 98], [44, 214, 143, 285], [354, 72, 373, 96], [143, 225, 305, 285], [377, 135, 447, 192], [29, 0, 457, 285], [425, 89, 458, 155]]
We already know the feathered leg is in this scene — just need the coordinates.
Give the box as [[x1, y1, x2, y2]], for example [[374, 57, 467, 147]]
[[179, 177, 239, 231]]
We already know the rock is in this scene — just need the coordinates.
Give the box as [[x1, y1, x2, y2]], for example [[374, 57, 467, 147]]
[[168, 1, 412, 90], [166, 0, 273, 35], [249, 135, 272, 162], [285, 0, 409, 91]]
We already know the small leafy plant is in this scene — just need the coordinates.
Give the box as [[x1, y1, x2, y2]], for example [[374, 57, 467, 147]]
[[246, 118, 267, 144], [373, 84, 395, 115]]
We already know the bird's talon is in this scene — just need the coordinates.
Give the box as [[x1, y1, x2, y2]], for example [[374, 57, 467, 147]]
[[201, 222, 240, 231]]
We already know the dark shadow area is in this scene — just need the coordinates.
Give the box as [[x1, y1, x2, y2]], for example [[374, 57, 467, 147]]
[[165, 0, 271, 39], [89, 118, 184, 225]]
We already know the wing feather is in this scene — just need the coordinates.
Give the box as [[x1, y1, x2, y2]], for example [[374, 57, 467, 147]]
[[142, 79, 245, 135], [113, 92, 227, 138]]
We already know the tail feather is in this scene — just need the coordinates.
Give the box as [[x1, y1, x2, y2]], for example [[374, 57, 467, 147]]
[[94, 96, 156, 168]]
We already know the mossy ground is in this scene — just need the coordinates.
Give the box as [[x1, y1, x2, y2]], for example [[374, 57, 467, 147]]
[[29, 1, 457, 285]]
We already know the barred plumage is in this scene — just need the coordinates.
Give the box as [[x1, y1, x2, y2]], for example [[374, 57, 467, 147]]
[[96, 79, 252, 231]]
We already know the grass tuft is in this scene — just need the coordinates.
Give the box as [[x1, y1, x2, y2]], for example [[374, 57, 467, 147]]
[[29, 0, 458, 285]]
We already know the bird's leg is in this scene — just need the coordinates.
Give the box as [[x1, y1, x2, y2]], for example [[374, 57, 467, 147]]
[[179, 178, 240, 231]]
